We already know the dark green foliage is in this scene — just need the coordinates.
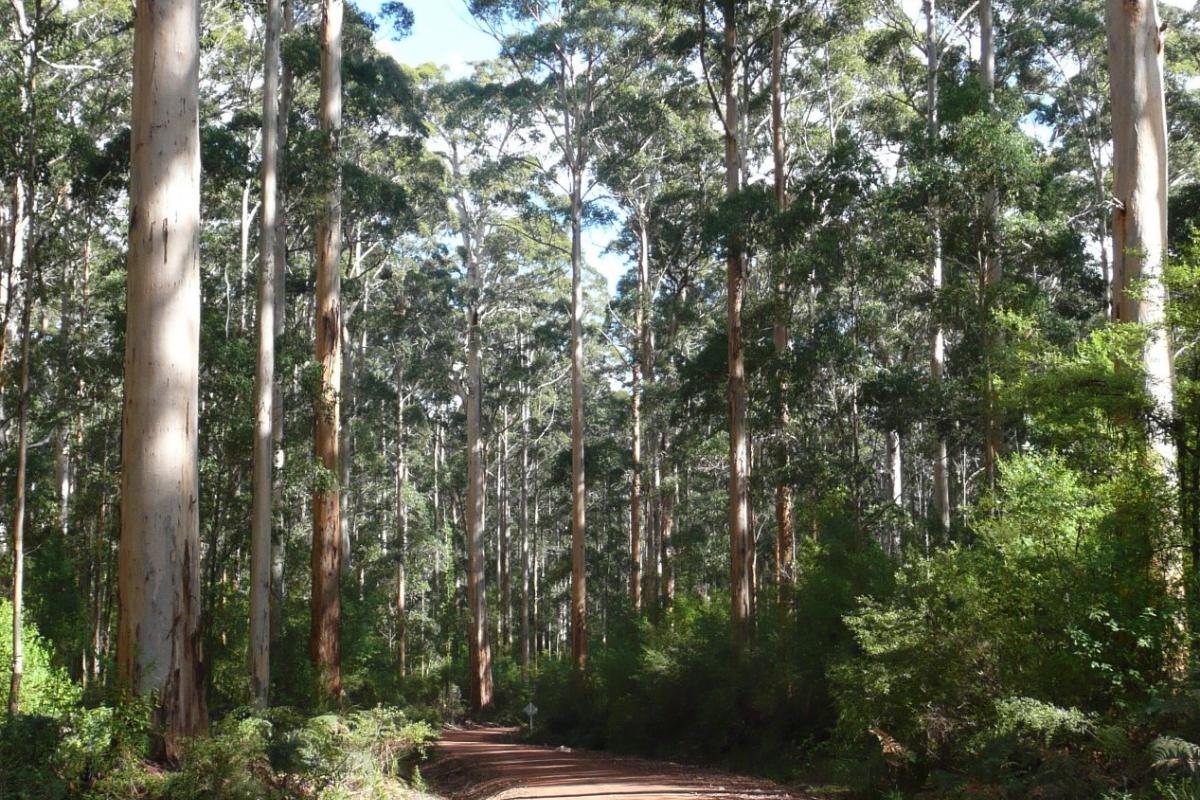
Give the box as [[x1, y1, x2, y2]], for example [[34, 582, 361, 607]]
[[0, 704, 436, 800]]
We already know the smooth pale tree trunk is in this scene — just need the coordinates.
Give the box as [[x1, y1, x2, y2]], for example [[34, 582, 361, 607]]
[[465, 289, 493, 710], [269, 0, 294, 648], [520, 384, 531, 673], [249, 0, 281, 709], [6, 0, 37, 714], [1107, 0, 1174, 466], [237, 181, 259, 335], [310, 0, 343, 705], [1106, 0, 1181, 616], [499, 412, 510, 647], [723, 0, 753, 649], [980, 0, 1002, 491], [8, 224, 32, 716], [770, 10, 794, 600], [926, 0, 951, 533], [395, 383, 408, 678], [660, 448, 676, 611], [570, 167, 587, 674], [630, 218, 649, 612], [119, 0, 207, 757], [888, 430, 903, 555]]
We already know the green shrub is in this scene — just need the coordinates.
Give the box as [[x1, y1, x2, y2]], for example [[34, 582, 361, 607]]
[[0, 599, 81, 717], [832, 451, 1177, 793]]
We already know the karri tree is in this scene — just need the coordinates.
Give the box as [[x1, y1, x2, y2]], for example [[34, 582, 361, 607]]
[[118, 0, 207, 758]]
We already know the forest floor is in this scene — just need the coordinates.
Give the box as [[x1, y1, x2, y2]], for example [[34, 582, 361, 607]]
[[424, 726, 821, 800]]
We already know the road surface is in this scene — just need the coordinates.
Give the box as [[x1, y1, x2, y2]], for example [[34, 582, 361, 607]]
[[425, 726, 813, 800]]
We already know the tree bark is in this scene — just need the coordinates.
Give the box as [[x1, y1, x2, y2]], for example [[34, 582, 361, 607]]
[[249, 0, 281, 708], [723, 0, 753, 649], [520, 378, 531, 673], [465, 289, 493, 710], [926, 0, 952, 533], [979, 0, 1002, 492], [395, 382, 408, 678], [770, 8, 794, 601], [7, 208, 32, 717], [630, 218, 650, 612], [310, 0, 343, 705], [1106, 0, 1181, 620], [1107, 0, 1174, 466], [570, 165, 588, 673], [119, 0, 207, 756], [269, 0, 294, 649]]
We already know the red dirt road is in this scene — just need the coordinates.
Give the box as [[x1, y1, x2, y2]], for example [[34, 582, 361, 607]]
[[426, 726, 813, 800]]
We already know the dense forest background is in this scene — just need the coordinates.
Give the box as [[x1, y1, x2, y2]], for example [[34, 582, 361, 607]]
[[3, 0, 1200, 797]]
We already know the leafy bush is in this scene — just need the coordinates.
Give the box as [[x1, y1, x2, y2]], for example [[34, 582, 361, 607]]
[[0, 703, 436, 800], [833, 451, 1178, 794], [0, 599, 81, 717]]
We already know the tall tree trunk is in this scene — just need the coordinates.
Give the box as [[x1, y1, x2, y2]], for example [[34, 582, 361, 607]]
[[770, 8, 794, 601], [269, 0, 294, 648], [1106, 0, 1181, 623], [310, 0, 343, 705], [249, 0, 281, 708], [979, 0, 1001, 492], [1107, 0, 1174, 467], [570, 165, 588, 673], [723, 0, 753, 649], [520, 379, 531, 674], [465, 289, 493, 710], [660, 444, 676, 612], [7, 214, 32, 717], [119, 0, 207, 756], [395, 382, 408, 678], [5, 3, 35, 710], [926, 0, 951, 533], [499, 410, 510, 648], [630, 218, 649, 612]]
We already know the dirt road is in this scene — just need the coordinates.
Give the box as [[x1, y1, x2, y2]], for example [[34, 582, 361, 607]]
[[425, 726, 813, 800]]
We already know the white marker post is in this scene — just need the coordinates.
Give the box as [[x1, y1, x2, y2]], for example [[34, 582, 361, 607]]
[[524, 701, 538, 733]]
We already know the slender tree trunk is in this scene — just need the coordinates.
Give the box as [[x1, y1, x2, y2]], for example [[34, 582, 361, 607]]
[[7, 220, 32, 717], [660, 447, 676, 612], [520, 381, 531, 674], [499, 409, 510, 647], [570, 165, 587, 673], [237, 180, 256, 334], [5, 9, 35, 710], [630, 219, 649, 612], [269, 0, 294, 648], [119, 0, 207, 756], [926, 0, 951, 533], [310, 0, 343, 705], [979, 0, 1002, 492], [465, 292, 493, 710], [888, 430, 903, 556], [723, 0, 752, 649], [770, 9, 794, 600], [395, 382, 408, 678], [249, 0, 281, 708]]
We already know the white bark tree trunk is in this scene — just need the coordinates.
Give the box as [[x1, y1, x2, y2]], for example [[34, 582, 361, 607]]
[[249, 0, 281, 708], [723, 0, 753, 649], [1107, 0, 1174, 467], [118, 0, 207, 757], [926, 0, 952, 533], [570, 165, 588, 673]]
